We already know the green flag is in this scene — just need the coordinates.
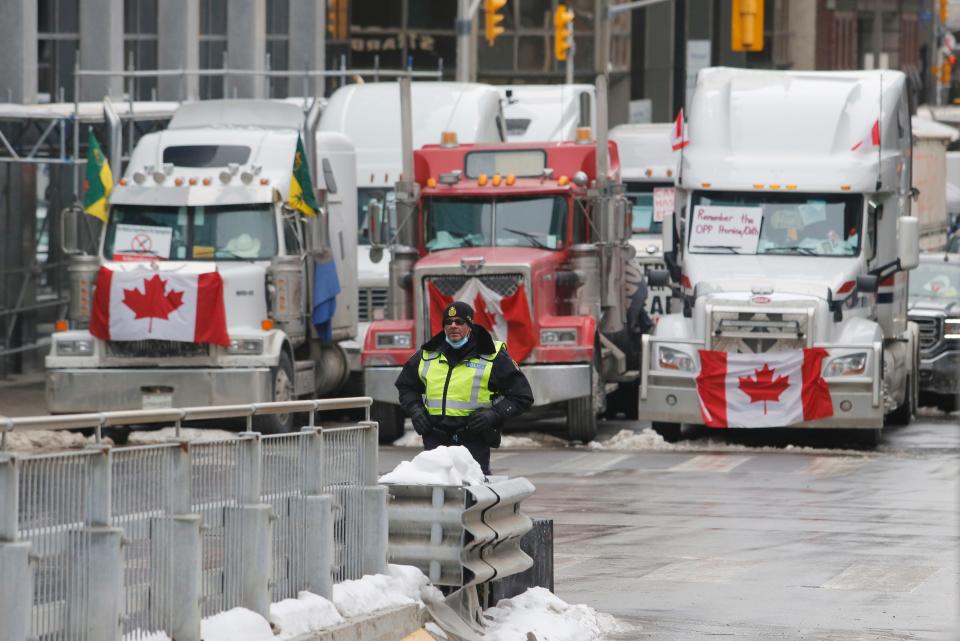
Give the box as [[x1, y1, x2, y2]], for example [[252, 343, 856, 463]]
[[288, 134, 320, 216], [82, 129, 113, 223]]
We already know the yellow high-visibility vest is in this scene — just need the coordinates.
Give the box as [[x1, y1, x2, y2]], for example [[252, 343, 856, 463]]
[[418, 341, 505, 417]]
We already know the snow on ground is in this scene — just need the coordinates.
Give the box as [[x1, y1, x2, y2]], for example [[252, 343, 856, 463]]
[[390, 428, 568, 449], [388, 563, 445, 603], [5, 430, 111, 453], [270, 591, 344, 640], [127, 427, 238, 444], [482, 587, 627, 641], [332, 574, 418, 618], [392, 429, 423, 447], [378, 445, 486, 486], [200, 608, 275, 641]]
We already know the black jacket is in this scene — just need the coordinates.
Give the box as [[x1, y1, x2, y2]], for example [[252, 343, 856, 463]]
[[395, 324, 534, 432]]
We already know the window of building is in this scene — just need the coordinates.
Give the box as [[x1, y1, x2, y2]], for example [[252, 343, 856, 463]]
[[200, 0, 228, 99], [266, 0, 289, 98], [124, 0, 158, 100], [37, 0, 80, 102]]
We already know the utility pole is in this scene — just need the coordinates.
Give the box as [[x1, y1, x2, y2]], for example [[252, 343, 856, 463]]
[[872, 0, 882, 68], [456, 0, 473, 82]]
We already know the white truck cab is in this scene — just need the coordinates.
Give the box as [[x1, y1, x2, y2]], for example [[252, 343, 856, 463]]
[[609, 123, 678, 319], [498, 84, 596, 142], [47, 100, 358, 432], [318, 81, 505, 373], [639, 68, 921, 444]]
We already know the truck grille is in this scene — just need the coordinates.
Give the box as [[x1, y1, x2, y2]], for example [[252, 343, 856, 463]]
[[357, 287, 387, 322], [710, 310, 808, 354], [426, 273, 524, 298], [106, 340, 210, 358], [910, 316, 942, 353]]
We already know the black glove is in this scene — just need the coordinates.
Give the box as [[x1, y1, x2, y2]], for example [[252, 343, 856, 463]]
[[466, 408, 500, 437], [409, 407, 433, 436]]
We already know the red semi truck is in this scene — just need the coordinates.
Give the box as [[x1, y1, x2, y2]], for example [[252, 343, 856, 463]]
[[361, 82, 643, 442]]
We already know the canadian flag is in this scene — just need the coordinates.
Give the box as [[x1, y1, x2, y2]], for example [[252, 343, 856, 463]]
[[427, 278, 536, 362], [696, 348, 833, 428], [850, 119, 881, 152], [671, 109, 689, 151], [90, 267, 230, 346]]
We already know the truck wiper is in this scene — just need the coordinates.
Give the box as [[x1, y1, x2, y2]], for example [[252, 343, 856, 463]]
[[691, 245, 740, 254], [503, 227, 548, 250], [764, 245, 817, 256]]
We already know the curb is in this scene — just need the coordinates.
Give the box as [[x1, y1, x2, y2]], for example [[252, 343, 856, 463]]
[[294, 604, 423, 641]]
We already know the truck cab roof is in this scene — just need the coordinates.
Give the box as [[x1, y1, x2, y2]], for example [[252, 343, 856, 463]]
[[609, 123, 677, 183], [498, 84, 596, 142]]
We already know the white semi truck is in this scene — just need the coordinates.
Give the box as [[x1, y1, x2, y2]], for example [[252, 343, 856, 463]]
[[317, 81, 505, 378], [609, 123, 678, 320], [640, 68, 920, 445], [498, 84, 596, 142], [46, 100, 358, 432]]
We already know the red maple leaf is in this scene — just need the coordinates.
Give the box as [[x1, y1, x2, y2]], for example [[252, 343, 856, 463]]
[[122, 274, 185, 333], [738, 363, 790, 414]]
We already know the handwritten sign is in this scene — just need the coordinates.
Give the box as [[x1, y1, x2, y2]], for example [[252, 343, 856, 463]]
[[653, 187, 674, 222], [689, 206, 762, 253], [114, 224, 173, 259]]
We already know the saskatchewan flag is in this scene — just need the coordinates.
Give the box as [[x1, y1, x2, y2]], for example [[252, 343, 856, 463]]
[[82, 130, 113, 223], [288, 134, 320, 216]]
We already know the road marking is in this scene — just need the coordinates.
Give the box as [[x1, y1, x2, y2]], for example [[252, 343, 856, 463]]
[[668, 454, 751, 473], [821, 561, 939, 593], [571, 453, 635, 476], [643, 557, 752, 584], [802, 456, 868, 477]]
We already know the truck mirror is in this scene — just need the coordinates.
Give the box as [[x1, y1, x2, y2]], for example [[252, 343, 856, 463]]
[[648, 269, 671, 288], [662, 211, 675, 252], [60, 207, 82, 255], [856, 274, 879, 294], [367, 198, 384, 246], [897, 216, 919, 270], [909, 186, 920, 202], [369, 246, 384, 264]]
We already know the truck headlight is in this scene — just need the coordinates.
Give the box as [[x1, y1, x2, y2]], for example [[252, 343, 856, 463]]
[[657, 346, 695, 372], [227, 338, 263, 355], [945, 319, 960, 340], [540, 328, 577, 345], [56, 339, 93, 356], [376, 332, 411, 348], [825, 352, 867, 377]]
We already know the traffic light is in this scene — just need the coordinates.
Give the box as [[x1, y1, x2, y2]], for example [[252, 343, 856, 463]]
[[554, 4, 575, 62], [941, 0, 949, 24], [484, 0, 507, 46], [731, 0, 764, 52], [327, 0, 348, 40]]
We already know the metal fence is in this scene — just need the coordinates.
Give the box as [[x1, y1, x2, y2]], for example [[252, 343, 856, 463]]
[[0, 398, 387, 641]]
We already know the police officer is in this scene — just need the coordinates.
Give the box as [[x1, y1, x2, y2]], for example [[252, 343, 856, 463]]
[[394, 301, 533, 474]]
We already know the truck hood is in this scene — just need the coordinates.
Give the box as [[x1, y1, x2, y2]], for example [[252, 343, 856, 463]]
[[103, 261, 269, 333], [908, 297, 960, 316], [686, 254, 864, 300], [414, 247, 563, 272]]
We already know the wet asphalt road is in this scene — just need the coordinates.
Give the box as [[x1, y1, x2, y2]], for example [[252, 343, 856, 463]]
[[384, 413, 959, 641]]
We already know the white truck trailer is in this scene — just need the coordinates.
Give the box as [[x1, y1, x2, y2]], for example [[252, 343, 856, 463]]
[[640, 68, 920, 444], [47, 100, 358, 432], [498, 84, 596, 142], [609, 123, 678, 320], [317, 81, 505, 376]]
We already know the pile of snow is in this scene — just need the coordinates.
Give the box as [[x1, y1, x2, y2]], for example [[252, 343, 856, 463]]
[[270, 591, 344, 639], [5, 430, 110, 453], [390, 429, 568, 449], [127, 427, 238, 444], [201, 608, 275, 641], [332, 575, 417, 618], [387, 563, 444, 603], [589, 428, 874, 456], [588, 427, 671, 451], [392, 429, 423, 447], [482, 587, 626, 641], [378, 445, 486, 486]]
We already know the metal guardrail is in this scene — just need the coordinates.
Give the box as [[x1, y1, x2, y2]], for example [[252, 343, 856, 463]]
[[0, 398, 388, 641], [385, 477, 536, 587]]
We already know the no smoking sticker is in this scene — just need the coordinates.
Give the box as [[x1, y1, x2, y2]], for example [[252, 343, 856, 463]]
[[114, 224, 173, 259]]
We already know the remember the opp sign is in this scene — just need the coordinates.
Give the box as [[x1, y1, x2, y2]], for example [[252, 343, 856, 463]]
[[690, 205, 763, 253]]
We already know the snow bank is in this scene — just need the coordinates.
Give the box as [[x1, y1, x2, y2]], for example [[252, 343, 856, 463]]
[[332, 574, 417, 618], [482, 587, 626, 641], [378, 445, 486, 486], [589, 428, 874, 456], [588, 427, 671, 451], [270, 591, 344, 639], [200, 608, 274, 641], [392, 429, 423, 447], [127, 427, 238, 444], [390, 429, 568, 449], [5, 430, 110, 453], [388, 563, 444, 603]]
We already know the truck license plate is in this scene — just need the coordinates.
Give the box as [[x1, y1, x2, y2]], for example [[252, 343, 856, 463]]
[[142, 392, 174, 410]]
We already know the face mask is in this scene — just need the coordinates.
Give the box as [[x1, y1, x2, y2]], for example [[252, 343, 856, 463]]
[[446, 334, 469, 349]]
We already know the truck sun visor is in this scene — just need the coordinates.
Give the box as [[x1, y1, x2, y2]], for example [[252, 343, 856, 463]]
[[162, 145, 252, 168]]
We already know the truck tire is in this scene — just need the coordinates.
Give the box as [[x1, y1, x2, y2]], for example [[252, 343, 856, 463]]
[[603, 382, 639, 420], [885, 374, 914, 427], [652, 422, 683, 443], [372, 402, 405, 444], [567, 395, 598, 443], [254, 352, 296, 434], [850, 427, 882, 447]]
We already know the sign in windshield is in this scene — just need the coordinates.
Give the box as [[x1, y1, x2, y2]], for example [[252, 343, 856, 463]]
[[688, 191, 862, 257]]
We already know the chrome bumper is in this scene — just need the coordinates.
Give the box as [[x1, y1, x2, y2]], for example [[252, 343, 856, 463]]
[[364, 363, 591, 406], [46, 367, 273, 413], [918, 350, 960, 396]]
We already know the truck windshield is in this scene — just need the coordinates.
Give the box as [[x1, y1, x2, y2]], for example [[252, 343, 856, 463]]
[[909, 262, 960, 299], [424, 196, 566, 251], [689, 191, 862, 257], [625, 181, 669, 234], [358, 188, 396, 246], [103, 204, 278, 261]]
